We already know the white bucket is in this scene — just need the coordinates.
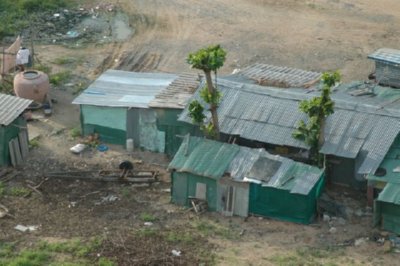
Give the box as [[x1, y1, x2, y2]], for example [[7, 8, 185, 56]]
[[126, 138, 134, 152]]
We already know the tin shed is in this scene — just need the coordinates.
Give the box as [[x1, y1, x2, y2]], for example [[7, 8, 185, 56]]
[[0, 94, 31, 166], [149, 73, 202, 156], [169, 136, 325, 223], [72, 70, 177, 151], [368, 48, 400, 88]]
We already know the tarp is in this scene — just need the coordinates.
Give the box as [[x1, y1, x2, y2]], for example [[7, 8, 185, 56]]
[[1, 36, 21, 74]]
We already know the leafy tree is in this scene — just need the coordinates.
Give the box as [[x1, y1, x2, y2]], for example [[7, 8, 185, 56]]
[[292, 71, 340, 167], [187, 45, 226, 139]]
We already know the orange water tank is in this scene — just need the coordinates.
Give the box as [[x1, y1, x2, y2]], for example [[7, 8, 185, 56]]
[[14, 70, 50, 103]]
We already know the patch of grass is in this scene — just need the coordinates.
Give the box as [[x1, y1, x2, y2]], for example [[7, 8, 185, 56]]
[[9, 186, 30, 197], [34, 64, 52, 75], [0, 79, 13, 95], [38, 237, 102, 257], [29, 139, 40, 149], [69, 127, 81, 139], [50, 71, 71, 86], [193, 220, 239, 240], [135, 228, 158, 237], [165, 231, 194, 244], [1, 238, 110, 266], [98, 257, 116, 266], [139, 212, 157, 222], [268, 246, 346, 266], [52, 56, 79, 65]]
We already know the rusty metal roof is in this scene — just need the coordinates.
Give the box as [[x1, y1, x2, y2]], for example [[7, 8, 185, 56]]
[[149, 73, 202, 109], [72, 70, 177, 108], [179, 79, 400, 175], [368, 48, 400, 65], [0, 94, 31, 126], [230, 63, 321, 88]]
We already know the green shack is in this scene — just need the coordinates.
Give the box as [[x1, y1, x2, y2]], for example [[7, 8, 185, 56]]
[[72, 70, 177, 151], [367, 136, 400, 233], [247, 158, 325, 224], [0, 94, 31, 166], [149, 73, 202, 157], [169, 136, 325, 223]]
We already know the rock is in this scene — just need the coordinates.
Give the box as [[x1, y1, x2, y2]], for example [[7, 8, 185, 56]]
[[354, 237, 368, 247], [329, 227, 337, 234], [337, 217, 346, 225], [355, 209, 363, 217], [323, 213, 331, 222], [383, 240, 392, 253]]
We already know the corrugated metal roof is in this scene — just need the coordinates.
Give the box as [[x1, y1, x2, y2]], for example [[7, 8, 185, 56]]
[[179, 79, 400, 175], [368, 48, 400, 65], [170, 136, 323, 195], [377, 183, 400, 204], [168, 136, 240, 179], [0, 94, 32, 126], [149, 73, 202, 109], [229, 63, 321, 88], [72, 70, 178, 108]]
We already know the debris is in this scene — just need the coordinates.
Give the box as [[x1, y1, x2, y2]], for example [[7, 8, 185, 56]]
[[101, 195, 119, 203], [14, 224, 39, 232], [97, 144, 109, 152], [337, 217, 346, 225], [189, 198, 207, 214], [70, 143, 87, 154], [323, 213, 331, 222], [46, 170, 158, 184], [329, 227, 337, 234], [161, 188, 171, 193], [354, 237, 368, 247], [171, 250, 181, 257], [0, 204, 9, 218], [383, 240, 392, 252], [68, 201, 77, 208], [144, 222, 153, 226], [355, 209, 363, 217], [317, 193, 347, 218]]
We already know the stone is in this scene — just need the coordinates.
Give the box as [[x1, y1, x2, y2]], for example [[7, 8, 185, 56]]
[[329, 227, 337, 234], [323, 214, 331, 222], [355, 237, 368, 247]]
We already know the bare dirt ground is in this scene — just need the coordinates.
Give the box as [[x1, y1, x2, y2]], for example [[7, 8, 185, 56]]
[[2, 0, 400, 265]]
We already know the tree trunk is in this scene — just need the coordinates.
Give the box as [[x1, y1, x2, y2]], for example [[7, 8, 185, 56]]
[[204, 70, 220, 140], [318, 117, 326, 168]]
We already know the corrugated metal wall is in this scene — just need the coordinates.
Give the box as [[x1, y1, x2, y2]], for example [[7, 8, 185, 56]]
[[171, 172, 218, 211], [81, 105, 127, 145], [376, 62, 400, 88], [248, 175, 324, 224], [155, 108, 202, 157], [0, 117, 26, 166]]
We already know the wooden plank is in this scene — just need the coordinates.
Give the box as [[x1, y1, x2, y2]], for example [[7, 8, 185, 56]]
[[12, 138, 23, 166], [18, 131, 29, 159], [8, 139, 17, 167]]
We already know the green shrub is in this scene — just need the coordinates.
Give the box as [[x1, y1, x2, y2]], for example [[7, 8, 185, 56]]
[[50, 71, 71, 86]]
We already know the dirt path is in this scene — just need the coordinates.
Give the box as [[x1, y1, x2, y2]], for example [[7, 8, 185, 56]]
[[85, 0, 400, 82]]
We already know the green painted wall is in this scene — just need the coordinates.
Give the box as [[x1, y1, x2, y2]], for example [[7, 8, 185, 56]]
[[171, 172, 218, 211], [0, 117, 25, 166], [81, 105, 127, 145], [375, 201, 400, 234], [248, 175, 325, 224], [155, 108, 202, 157]]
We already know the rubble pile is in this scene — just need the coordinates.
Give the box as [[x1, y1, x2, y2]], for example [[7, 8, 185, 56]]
[[17, 3, 132, 45]]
